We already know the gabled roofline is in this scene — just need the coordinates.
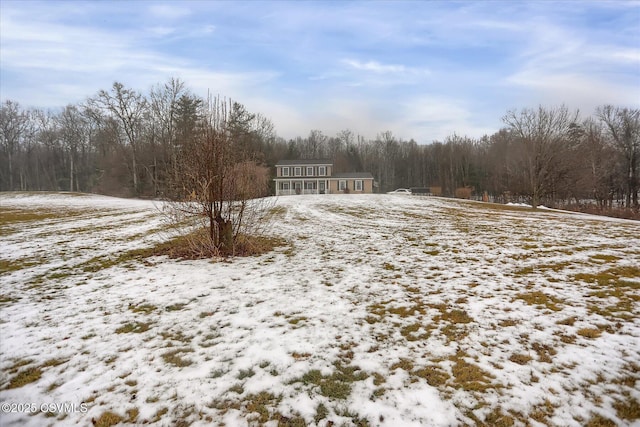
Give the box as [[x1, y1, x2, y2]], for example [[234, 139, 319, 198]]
[[275, 159, 333, 166]]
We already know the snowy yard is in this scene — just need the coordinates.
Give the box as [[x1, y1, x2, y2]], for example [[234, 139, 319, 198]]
[[0, 192, 639, 427]]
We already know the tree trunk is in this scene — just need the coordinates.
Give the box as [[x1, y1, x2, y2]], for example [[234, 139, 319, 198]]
[[8, 151, 14, 191], [215, 216, 233, 252], [70, 155, 74, 192], [132, 154, 138, 194]]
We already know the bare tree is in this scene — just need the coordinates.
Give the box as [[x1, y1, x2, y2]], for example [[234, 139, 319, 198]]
[[57, 105, 90, 192], [166, 96, 273, 256], [503, 105, 579, 208], [596, 105, 640, 208], [89, 82, 148, 194], [0, 100, 32, 190]]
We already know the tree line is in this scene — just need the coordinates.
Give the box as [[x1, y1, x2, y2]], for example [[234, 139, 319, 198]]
[[1, 78, 638, 212]]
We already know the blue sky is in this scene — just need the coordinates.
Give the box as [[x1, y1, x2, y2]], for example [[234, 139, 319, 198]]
[[1, 0, 639, 143]]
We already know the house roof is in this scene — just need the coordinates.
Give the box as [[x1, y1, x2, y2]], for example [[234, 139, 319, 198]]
[[332, 172, 374, 179], [276, 159, 333, 166]]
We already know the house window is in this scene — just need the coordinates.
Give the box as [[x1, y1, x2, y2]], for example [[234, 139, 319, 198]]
[[294, 167, 302, 176], [282, 167, 290, 177], [339, 180, 347, 191], [306, 167, 313, 176], [282, 182, 290, 190], [355, 180, 363, 191], [318, 166, 326, 176], [304, 181, 315, 190]]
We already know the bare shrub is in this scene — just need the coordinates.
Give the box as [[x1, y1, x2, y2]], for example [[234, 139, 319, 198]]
[[161, 96, 277, 258]]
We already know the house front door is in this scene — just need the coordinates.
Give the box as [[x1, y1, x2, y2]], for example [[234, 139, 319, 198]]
[[319, 181, 325, 194]]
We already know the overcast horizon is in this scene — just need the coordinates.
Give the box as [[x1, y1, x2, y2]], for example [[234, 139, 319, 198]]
[[1, 0, 639, 143]]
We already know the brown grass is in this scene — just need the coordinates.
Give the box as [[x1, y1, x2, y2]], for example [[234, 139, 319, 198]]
[[451, 356, 494, 392], [509, 353, 533, 365], [585, 413, 617, 427], [93, 411, 123, 427], [515, 291, 563, 311], [613, 396, 640, 420], [577, 328, 602, 339], [6, 367, 42, 389]]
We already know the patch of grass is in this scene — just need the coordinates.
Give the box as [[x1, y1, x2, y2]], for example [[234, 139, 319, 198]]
[[451, 355, 495, 392], [237, 368, 255, 380], [125, 408, 139, 423], [93, 411, 123, 427], [498, 319, 517, 327], [577, 328, 602, 339], [591, 254, 621, 263], [162, 348, 194, 367], [228, 384, 244, 394], [588, 302, 635, 320], [5, 358, 33, 374], [390, 358, 414, 372], [382, 262, 399, 271], [440, 323, 470, 343], [42, 358, 67, 368], [6, 367, 42, 389], [439, 309, 473, 324], [515, 291, 563, 311], [115, 322, 152, 334], [484, 407, 515, 427], [166, 303, 187, 311], [575, 266, 640, 286], [531, 342, 557, 363], [0, 207, 83, 231], [152, 407, 168, 422], [527, 399, 557, 424], [314, 403, 329, 424], [267, 205, 287, 218], [161, 329, 192, 344], [291, 352, 311, 360], [509, 353, 533, 365], [130, 303, 156, 314], [614, 396, 640, 420], [244, 391, 281, 423], [0, 258, 41, 275], [400, 322, 430, 341], [0, 293, 18, 304], [585, 413, 617, 427], [413, 365, 450, 387], [556, 316, 577, 326], [296, 362, 368, 400], [287, 316, 308, 326]]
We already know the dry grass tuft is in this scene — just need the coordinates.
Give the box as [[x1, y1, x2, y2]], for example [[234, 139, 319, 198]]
[[585, 413, 617, 427], [6, 367, 42, 389], [515, 291, 563, 311], [509, 353, 533, 365], [413, 365, 450, 387], [613, 396, 640, 420], [451, 355, 494, 392], [577, 328, 602, 339], [93, 411, 123, 427]]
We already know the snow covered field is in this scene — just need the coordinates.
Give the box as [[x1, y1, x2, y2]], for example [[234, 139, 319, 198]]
[[1, 192, 639, 427]]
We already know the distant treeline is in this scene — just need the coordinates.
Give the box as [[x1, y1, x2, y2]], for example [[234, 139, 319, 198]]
[[1, 78, 638, 211]]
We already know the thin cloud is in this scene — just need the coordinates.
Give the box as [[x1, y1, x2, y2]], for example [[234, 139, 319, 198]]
[[147, 4, 192, 20], [343, 59, 407, 74]]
